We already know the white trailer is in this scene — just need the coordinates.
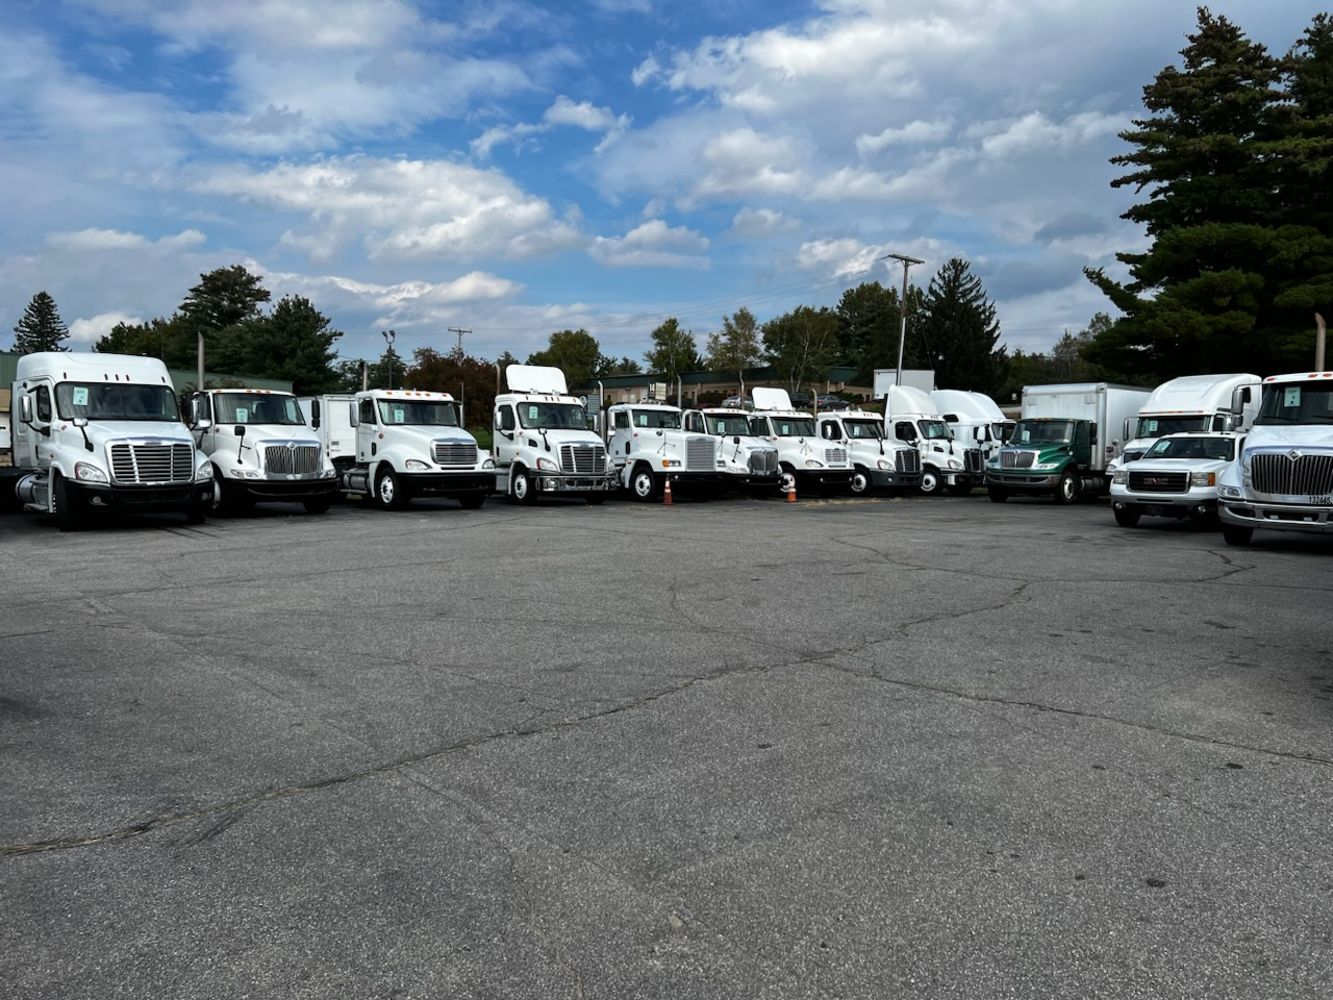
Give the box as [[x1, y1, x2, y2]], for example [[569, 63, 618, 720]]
[[747, 387, 853, 495], [493, 364, 614, 504], [4, 352, 213, 530], [184, 387, 338, 514], [682, 406, 781, 496], [1108, 373, 1261, 475], [302, 389, 492, 509], [930, 389, 1014, 463], [604, 400, 724, 500], [1218, 371, 1333, 546], [882, 385, 983, 495]]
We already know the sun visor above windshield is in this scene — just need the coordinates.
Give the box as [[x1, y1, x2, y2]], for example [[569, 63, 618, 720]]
[[506, 364, 568, 395], [752, 387, 792, 411]]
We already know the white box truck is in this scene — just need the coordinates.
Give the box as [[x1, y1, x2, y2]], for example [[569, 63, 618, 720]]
[[183, 388, 339, 515], [1218, 371, 1333, 546], [493, 364, 615, 503], [682, 405, 782, 497], [303, 389, 492, 509], [604, 400, 724, 500], [986, 382, 1151, 504], [747, 387, 853, 495], [4, 352, 213, 530], [1107, 373, 1261, 476], [883, 385, 983, 495]]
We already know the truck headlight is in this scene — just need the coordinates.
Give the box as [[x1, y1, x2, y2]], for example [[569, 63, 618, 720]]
[[1190, 471, 1216, 487], [1219, 485, 1243, 499], [196, 459, 214, 481], [74, 462, 108, 483], [946, 457, 962, 469], [404, 459, 430, 471], [1112, 470, 1127, 485], [661, 458, 679, 468], [804, 459, 824, 468], [876, 459, 889, 470], [1033, 461, 1060, 471], [483, 458, 495, 470], [536, 457, 558, 472], [230, 468, 260, 479]]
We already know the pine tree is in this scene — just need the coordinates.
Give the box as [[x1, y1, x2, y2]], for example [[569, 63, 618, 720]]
[[914, 259, 1006, 395], [12, 291, 70, 353]]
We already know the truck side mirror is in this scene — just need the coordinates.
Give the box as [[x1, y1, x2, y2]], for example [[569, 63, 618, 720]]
[[349, 402, 359, 428], [310, 398, 321, 429], [1090, 424, 1098, 444], [19, 394, 33, 424], [1122, 417, 1131, 440], [234, 425, 246, 437], [196, 417, 212, 429]]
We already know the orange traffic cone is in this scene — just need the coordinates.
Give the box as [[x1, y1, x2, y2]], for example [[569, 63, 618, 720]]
[[786, 481, 797, 503], [663, 478, 673, 505]]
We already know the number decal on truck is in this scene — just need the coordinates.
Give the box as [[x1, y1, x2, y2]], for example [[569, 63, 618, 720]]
[[1310, 495, 1333, 506]]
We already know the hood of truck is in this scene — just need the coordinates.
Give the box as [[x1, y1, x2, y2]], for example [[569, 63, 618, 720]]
[[1127, 456, 1231, 475], [996, 444, 1072, 466], [207, 425, 321, 447], [1243, 425, 1333, 451], [517, 427, 602, 449], [78, 420, 194, 447]]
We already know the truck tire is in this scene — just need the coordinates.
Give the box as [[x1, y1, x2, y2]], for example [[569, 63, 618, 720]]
[[919, 467, 942, 496], [849, 467, 870, 496], [778, 465, 797, 495], [1222, 524, 1253, 547], [375, 468, 408, 510], [987, 487, 1008, 503], [511, 466, 537, 505], [53, 472, 83, 532], [303, 497, 333, 514], [1114, 507, 1140, 528], [630, 463, 659, 501], [1055, 468, 1080, 505]]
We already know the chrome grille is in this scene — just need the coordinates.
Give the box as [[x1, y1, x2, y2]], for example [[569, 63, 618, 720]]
[[560, 443, 605, 474], [824, 447, 847, 466], [1252, 452, 1333, 495], [263, 443, 321, 475], [433, 441, 479, 466], [1001, 450, 1036, 468], [964, 448, 983, 473], [1128, 470, 1189, 494], [686, 436, 716, 471], [108, 443, 193, 484], [896, 450, 920, 473], [748, 450, 778, 475]]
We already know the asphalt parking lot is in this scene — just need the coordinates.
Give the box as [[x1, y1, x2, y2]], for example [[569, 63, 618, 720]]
[[2, 492, 1332, 999]]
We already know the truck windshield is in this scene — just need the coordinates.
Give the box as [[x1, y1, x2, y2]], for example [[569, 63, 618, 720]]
[[631, 409, 681, 429], [771, 418, 816, 437], [843, 419, 883, 439], [1012, 420, 1072, 445], [517, 402, 587, 429], [1146, 437, 1235, 460], [377, 400, 459, 426], [1256, 382, 1333, 425], [214, 392, 305, 425], [919, 420, 952, 440], [996, 422, 1015, 443], [705, 413, 752, 435], [56, 382, 180, 422], [1135, 415, 1207, 437]]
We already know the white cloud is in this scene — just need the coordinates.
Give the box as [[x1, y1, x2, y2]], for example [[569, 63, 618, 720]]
[[856, 119, 952, 156], [195, 156, 583, 262], [471, 95, 630, 158], [69, 311, 142, 343], [980, 111, 1128, 160], [47, 228, 206, 252], [727, 207, 797, 238], [590, 219, 710, 269]]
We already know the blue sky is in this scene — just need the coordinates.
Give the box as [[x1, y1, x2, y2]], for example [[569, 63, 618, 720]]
[[0, 0, 1322, 368]]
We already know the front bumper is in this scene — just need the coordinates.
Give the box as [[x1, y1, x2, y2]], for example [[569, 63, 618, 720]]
[[795, 469, 854, 488], [403, 471, 494, 497], [536, 474, 617, 493], [1220, 498, 1333, 534], [868, 468, 922, 488], [71, 480, 213, 513], [986, 471, 1062, 491], [230, 475, 339, 502], [725, 471, 782, 489], [1111, 486, 1218, 519]]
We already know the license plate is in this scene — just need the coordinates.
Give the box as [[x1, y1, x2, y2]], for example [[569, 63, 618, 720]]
[[1311, 495, 1333, 505]]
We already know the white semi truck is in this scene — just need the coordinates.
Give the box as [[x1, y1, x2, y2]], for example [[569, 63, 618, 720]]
[[303, 389, 492, 509], [1218, 371, 1333, 546], [3, 352, 213, 530], [883, 385, 982, 495], [811, 408, 921, 495], [986, 382, 1151, 504], [183, 387, 339, 514], [930, 389, 1014, 465], [746, 387, 854, 495], [493, 365, 614, 503], [604, 400, 724, 500], [681, 406, 782, 496], [1107, 373, 1261, 476]]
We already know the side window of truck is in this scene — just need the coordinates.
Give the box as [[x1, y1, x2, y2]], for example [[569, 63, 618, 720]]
[[358, 399, 377, 424], [613, 411, 630, 430], [498, 406, 515, 431], [684, 413, 700, 432], [895, 421, 916, 442], [820, 420, 839, 439], [36, 386, 52, 422]]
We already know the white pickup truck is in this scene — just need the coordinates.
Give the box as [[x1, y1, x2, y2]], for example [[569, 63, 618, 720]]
[[1109, 432, 1239, 527]]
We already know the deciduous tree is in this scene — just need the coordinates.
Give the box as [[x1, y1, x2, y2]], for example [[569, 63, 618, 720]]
[[643, 317, 701, 384]]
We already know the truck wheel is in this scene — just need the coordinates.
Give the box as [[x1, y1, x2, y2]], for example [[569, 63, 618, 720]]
[[53, 472, 83, 532], [375, 468, 408, 510], [303, 497, 333, 514], [778, 466, 797, 495], [987, 487, 1008, 503], [919, 468, 942, 496], [849, 468, 870, 495], [511, 466, 536, 505], [1222, 524, 1253, 547], [630, 463, 659, 501], [1055, 468, 1080, 505], [1114, 507, 1140, 528], [458, 492, 486, 510]]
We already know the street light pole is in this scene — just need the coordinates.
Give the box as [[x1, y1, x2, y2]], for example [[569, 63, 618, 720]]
[[382, 329, 396, 389], [879, 252, 924, 387]]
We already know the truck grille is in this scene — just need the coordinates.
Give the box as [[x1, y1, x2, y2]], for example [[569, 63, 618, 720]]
[[686, 436, 716, 471], [964, 448, 983, 473], [1001, 451, 1035, 468], [433, 441, 479, 466], [109, 443, 193, 484], [824, 447, 847, 466], [1252, 452, 1333, 495], [748, 450, 778, 475], [1128, 470, 1189, 493], [896, 450, 920, 473], [560, 443, 605, 474], [263, 443, 321, 475]]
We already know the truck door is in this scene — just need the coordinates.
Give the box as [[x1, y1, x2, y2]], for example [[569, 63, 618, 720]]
[[1073, 421, 1092, 466], [356, 397, 379, 462], [493, 404, 517, 468], [608, 409, 632, 468]]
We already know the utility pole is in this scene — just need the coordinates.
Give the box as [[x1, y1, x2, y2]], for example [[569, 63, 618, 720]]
[[1317, 313, 1327, 372], [448, 327, 471, 354], [382, 329, 396, 389], [879, 252, 924, 387]]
